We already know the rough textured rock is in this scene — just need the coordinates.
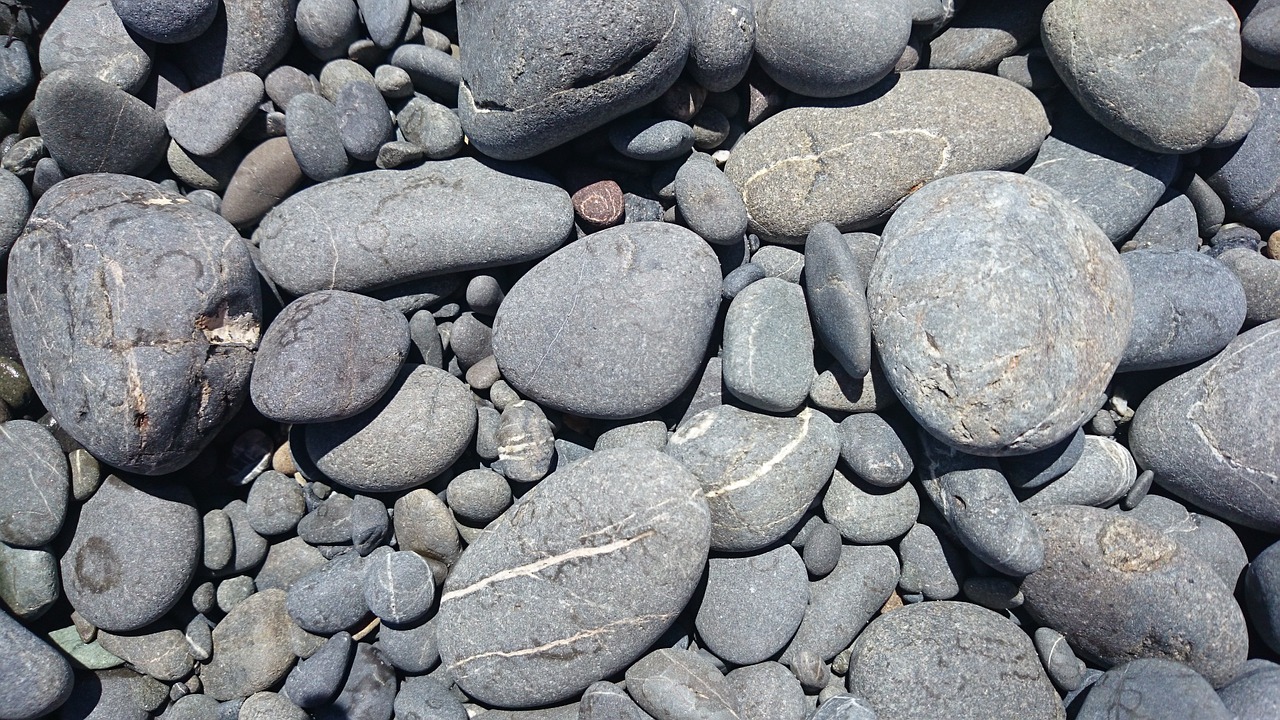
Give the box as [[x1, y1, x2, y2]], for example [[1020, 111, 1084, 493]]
[[695, 546, 809, 665], [7, 175, 261, 475], [1128, 321, 1280, 533], [492, 222, 721, 420], [257, 158, 573, 295], [1124, 495, 1248, 589], [868, 171, 1132, 456], [435, 448, 710, 708], [724, 70, 1050, 242]]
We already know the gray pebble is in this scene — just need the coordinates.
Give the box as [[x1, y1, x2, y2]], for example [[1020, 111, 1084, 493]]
[[358, 0, 410, 48], [0, 608, 74, 720], [609, 118, 695, 162], [0, 169, 29, 260], [246, 471, 306, 537], [223, 500, 268, 574], [696, 546, 810, 665], [1218, 247, 1280, 325], [474, 406, 501, 461], [725, 662, 806, 720], [39, 0, 153, 93], [837, 413, 912, 488], [897, 523, 962, 600], [692, 107, 732, 150], [297, 0, 361, 60], [283, 632, 352, 708], [0, 543, 57, 623], [240, 692, 309, 720], [447, 469, 511, 525], [374, 65, 414, 99], [297, 492, 354, 546], [393, 488, 461, 575], [1076, 658, 1231, 720], [313, 643, 397, 720], [395, 675, 467, 720], [1125, 495, 1248, 589], [802, 523, 842, 577], [0, 420, 68, 548], [751, 245, 804, 283], [927, 0, 1043, 72], [265, 66, 320, 108], [675, 155, 749, 245], [256, 539, 328, 595], [722, 277, 814, 412], [722, 262, 766, 299], [216, 575, 256, 613], [375, 618, 439, 674], [286, 552, 369, 635], [363, 549, 434, 624], [319, 59, 377, 102], [399, 98, 466, 160], [33, 71, 166, 177], [448, 312, 492, 369], [1219, 659, 1280, 718], [349, 494, 389, 556], [221, 135, 305, 228], [1125, 191, 1200, 252], [202, 589, 297, 701], [1000, 428, 1085, 490], [335, 81, 394, 162], [625, 193, 666, 224], [493, 400, 555, 484], [962, 575, 1023, 611], [685, 0, 755, 92], [166, 141, 239, 192], [1033, 626, 1087, 693], [286, 93, 349, 182], [1207, 82, 1261, 149], [166, 72, 265, 158], [178, 0, 297, 85], [595, 420, 668, 453], [782, 545, 899, 664], [1022, 435, 1136, 510], [56, 668, 161, 720], [96, 625, 194, 683], [625, 648, 741, 720], [804, 222, 872, 379], [203, 509, 234, 572], [389, 44, 461, 101], [578, 680, 652, 720], [822, 469, 918, 544], [0, 40, 32, 102], [808, 361, 896, 415], [409, 310, 445, 368], [1249, 540, 1280, 656]]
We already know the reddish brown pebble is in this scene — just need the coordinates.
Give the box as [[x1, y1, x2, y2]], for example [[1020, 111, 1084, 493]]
[[571, 180, 625, 230]]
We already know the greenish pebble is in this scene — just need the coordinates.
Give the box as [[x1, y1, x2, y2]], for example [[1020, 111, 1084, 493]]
[[47, 626, 124, 670]]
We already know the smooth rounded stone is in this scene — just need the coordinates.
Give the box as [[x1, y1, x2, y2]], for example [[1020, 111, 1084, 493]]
[[897, 523, 962, 599], [695, 546, 809, 665], [0, 169, 29, 259], [349, 495, 389, 556], [846, 601, 1064, 720], [625, 649, 740, 720], [963, 575, 1024, 611], [457, 0, 689, 160], [202, 589, 296, 701], [285, 93, 348, 182], [334, 81, 394, 162], [837, 413, 912, 488], [312, 641, 396, 720], [288, 551, 370, 636], [925, 0, 1043, 72], [801, 524, 841, 576], [578, 680, 651, 720], [258, 157, 572, 294], [375, 618, 439, 674], [251, 290, 409, 423], [1126, 496, 1247, 588], [60, 475, 199, 633], [1001, 428, 1085, 490], [724, 70, 1050, 242], [223, 500, 268, 574], [58, 668, 166, 720], [179, 0, 296, 84], [1076, 658, 1231, 720], [0, 420, 69, 548], [318, 59, 377, 102], [297, 492, 354, 546], [203, 509, 234, 572], [446, 469, 511, 524], [221, 137, 304, 229], [369, 275, 462, 316], [304, 364, 474, 492], [804, 223, 871, 379], [374, 65, 413, 99], [1021, 505, 1247, 687], [1247, 540, 1280, 654], [808, 361, 895, 414], [0, 544, 60, 620], [395, 676, 467, 720], [39, 0, 153, 93], [494, 400, 555, 484], [722, 262, 766, 298], [608, 118, 696, 162], [593, 421, 667, 454], [782, 545, 899, 664], [722, 277, 814, 412], [1125, 191, 1200, 253], [166, 72, 264, 158], [283, 631, 352, 708], [1041, 0, 1239, 154], [869, 171, 1132, 456], [373, 141, 423, 169], [356, 0, 409, 48], [409, 311, 445, 368], [930, 459, 1047, 577], [685, 0, 755, 92], [725, 663, 805, 720], [363, 550, 434, 625], [110, 0, 217, 42], [1023, 435, 1136, 510], [1207, 83, 1261, 149], [1128, 321, 1280, 532], [393, 488, 461, 573], [449, 312, 493, 369], [240, 692, 309, 720], [463, 275, 504, 316], [751, 245, 804, 283], [1034, 626, 1086, 692], [1219, 661, 1280, 720], [266, 66, 320, 109], [33, 72, 166, 177], [675, 156, 749, 245], [667, 406, 839, 551], [0, 609, 74, 720], [184, 615, 213, 662], [1245, 0, 1280, 68], [296, 0, 360, 60], [1218, 247, 1280, 325], [692, 108, 731, 150], [0, 40, 32, 102], [166, 141, 239, 192], [96, 627, 193, 682], [822, 469, 918, 544], [493, 222, 720, 420], [1026, 102, 1178, 243], [435, 448, 710, 708], [246, 471, 306, 536], [754, 0, 909, 98], [570, 178, 626, 231]]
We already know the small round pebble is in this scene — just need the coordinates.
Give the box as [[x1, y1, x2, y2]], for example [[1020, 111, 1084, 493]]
[[363, 549, 436, 625], [447, 469, 512, 524]]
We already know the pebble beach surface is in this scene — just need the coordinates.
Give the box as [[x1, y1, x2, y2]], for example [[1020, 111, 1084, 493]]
[[1, 1, 1280, 719]]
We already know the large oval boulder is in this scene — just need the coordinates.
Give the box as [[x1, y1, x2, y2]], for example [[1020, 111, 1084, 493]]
[[868, 171, 1133, 456], [435, 448, 710, 708], [723, 69, 1049, 242], [7, 174, 262, 475], [492, 222, 722, 420]]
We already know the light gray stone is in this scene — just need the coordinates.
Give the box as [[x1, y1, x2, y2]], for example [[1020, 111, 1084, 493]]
[[695, 546, 809, 665], [722, 277, 814, 412]]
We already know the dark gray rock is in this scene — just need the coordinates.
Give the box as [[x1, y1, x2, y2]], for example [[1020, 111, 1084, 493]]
[[204, 509, 234, 572], [1033, 627, 1086, 692], [1126, 191, 1200, 252], [1208, 82, 1261, 149], [251, 290, 409, 423], [166, 141, 239, 192], [0, 40, 33, 102], [1001, 428, 1085, 490], [240, 692, 309, 720], [296, 0, 361, 60], [837, 413, 912, 488], [695, 546, 809, 665], [357, 0, 409, 47], [286, 552, 368, 635], [722, 262, 765, 298], [625, 649, 741, 720], [609, 118, 695, 162], [39, 0, 153, 93], [685, 0, 755, 92], [304, 364, 474, 492], [319, 59, 377, 101], [314, 643, 396, 720], [594, 420, 668, 452], [802, 522, 842, 576], [178, 0, 296, 85], [578, 681, 652, 720], [492, 222, 721, 419], [666, 405, 839, 551], [868, 171, 1132, 456], [223, 499, 268, 574], [111, 0, 218, 42], [1246, 539, 1280, 655], [1041, 0, 1240, 154], [95, 626, 193, 682], [349, 494, 389, 556], [1218, 247, 1280, 325], [456, 0, 690, 160], [897, 523, 962, 600], [725, 662, 805, 720], [822, 468, 918, 544], [782, 545, 899, 664], [927, 0, 1045, 72], [374, 65, 413, 99], [257, 157, 573, 295], [724, 70, 1050, 242], [203, 589, 297, 701], [246, 471, 306, 536], [1023, 435, 1136, 510], [0, 607, 73, 719], [808, 361, 896, 414], [1129, 320, 1280, 532], [0, 544, 60, 621], [396, 97, 465, 160], [751, 245, 805, 283], [61, 475, 198, 632], [1245, 0, 1280, 69], [387, 44, 460, 101], [0, 169, 29, 261], [0, 420, 68, 548], [266, 66, 321, 108], [1124, 495, 1247, 591], [847, 601, 1064, 720], [33, 71, 167, 177], [394, 675, 467, 720], [1021, 505, 1247, 687], [722, 277, 814, 412], [297, 493, 353, 546], [56, 668, 164, 720], [1218, 659, 1280, 719], [166, 72, 264, 158], [1076, 659, 1231, 720], [805, 222, 872, 380], [392, 488, 460, 577], [675, 155, 748, 245], [448, 312, 492, 369], [285, 93, 349, 182], [375, 618, 439, 674], [363, 549, 434, 625], [448, 469, 510, 524], [435, 448, 710, 708], [335, 81, 394, 162]]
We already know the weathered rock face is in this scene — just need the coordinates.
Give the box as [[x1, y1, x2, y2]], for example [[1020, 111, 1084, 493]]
[[723, 69, 1050, 242], [256, 157, 574, 296], [435, 448, 710, 709], [868, 171, 1133, 456], [6, 174, 262, 475]]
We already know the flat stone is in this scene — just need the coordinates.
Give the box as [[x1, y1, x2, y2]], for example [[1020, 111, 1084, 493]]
[[0, 420, 68, 548], [286, 551, 369, 635], [1126, 191, 1200, 253], [392, 488, 460, 575], [897, 523, 962, 600], [241, 692, 309, 720], [695, 546, 809, 665], [1076, 658, 1231, 720], [283, 630, 351, 708], [722, 277, 814, 412], [493, 222, 721, 420], [625, 649, 741, 720], [221, 137, 304, 229], [805, 222, 872, 379], [808, 361, 896, 414], [335, 81, 393, 162], [0, 609, 74, 720], [926, 0, 1045, 72], [868, 171, 1132, 456], [166, 72, 265, 158], [782, 544, 899, 664], [724, 70, 1049, 242], [609, 118, 695, 162], [257, 157, 573, 295], [435, 448, 710, 708], [96, 626, 193, 682], [33, 71, 167, 177], [203, 589, 297, 701], [39, 0, 153, 93], [61, 475, 199, 633], [822, 468, 918, 544]]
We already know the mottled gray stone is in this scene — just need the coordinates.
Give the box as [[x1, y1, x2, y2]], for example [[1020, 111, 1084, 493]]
[[869, 171, 1132, 456], [675, 155, 748, 245], [96, 626, 193, 682], [435, 448, 710, 708], [609, 118, 695, 162], [393, 488, 461, 573], [375, 618, 439, 674], [667, 405, 839, 551], [251, 290, 409, 423], [1023, 435, 1136, 510], [1129, 321, 1280, 532], [257, 157, 573, 295], [493, 222, 721, 420], [0, 543, 60, 621], [595, 420, 668, 453], [1248, 541, 1280, 655], [0, 170, 28, 261], [0, 41, 32, 103], [111, 0, 217, 42], [166, 141, 239, 192], [822, 468, 918, 544], [1123, 495, 1248, 589], [240, 692, 309, 720], [304, 364, 475, 492], [246, 471, 306, 537], [446, 469, 511, 525], [363, 549, 434, 625], [1021, 505, 1247, 687], [837, 413, 912, 488], [318, 59, 377, 101], [751, 245, 804, 283], [203, 589, 296, 701], [223, 499, 268, 574], [926, 0, 1044, 72], [178, 0, 296, 85], [1208, 82, 1261, 149], [963, 575, 1023, 611], [808, 361, 895, 414], [802, 522, 842, 576], [395, 675, 467, 720], [57, 668, 164, 720], [1001, 428, 1085, 490], [314, 643, 396, 720], [724, 70, 1050, 242], [578, 680, 652, 720], [897, 523, 962, 600], [1041, 0, 1240, 154], [755, 0, 909, 98], [0, 609, 74, 720], [266, 67, 320, 108], [847, 602, 1064, 720], [166, 72, 264, 158], [399, 98, 466, 160], [1033, 626, 1086, 692], [33, 72, 167, 177], [625, 649, 740, 720], [349, 495, 389, 556], [388, 45, 460, 102], [725, 662, 805, 720], [493, 400, 556, 484], [39, 0, 153, 93], [283, 631, 351, 708], [357, 0, 409, 47], [1076, 658, 1231, 720], [285, 93, 349, 182], [685, 0, 755, 92], [203, 509, 234, 572], [805, 222, 872, 379], [296, 0, 360, 60], [1219, 659, 1280, 718], [722, 262, 765, 298], [297, 493, 353, 546], [1126, 191, 1200, 252], [722, 277, 814, 412], [695, 546, 809, 665], [0, 421, 68, 548], [286, 552, 368, 635], [782, 545, 899, 664]]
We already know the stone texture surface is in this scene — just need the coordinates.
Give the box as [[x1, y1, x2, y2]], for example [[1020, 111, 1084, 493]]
[[695, 546, 809, 665], [721, 277, 814, 412], [0, 420, 68, 548]]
